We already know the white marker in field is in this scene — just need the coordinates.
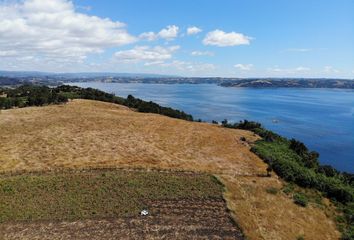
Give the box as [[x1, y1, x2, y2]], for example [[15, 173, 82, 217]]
[[140, 209, 149, 216]]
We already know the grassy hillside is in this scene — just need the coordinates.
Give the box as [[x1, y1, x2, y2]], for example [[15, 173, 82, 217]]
[[0, 100, 341, 240]]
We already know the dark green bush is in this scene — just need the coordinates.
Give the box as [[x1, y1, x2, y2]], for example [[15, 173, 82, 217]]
[[293, 193, 308, 207], [318, 165, 340, 178]]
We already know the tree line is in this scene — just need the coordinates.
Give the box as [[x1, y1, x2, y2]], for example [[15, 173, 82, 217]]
[[0, 85, 68, 109]]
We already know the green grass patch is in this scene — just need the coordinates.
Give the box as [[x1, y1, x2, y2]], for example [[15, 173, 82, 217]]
[[265, 187, 279, 195], [293, 193, 309, 207], [251, 140, 302, 166], [0, 170, 223, 222]]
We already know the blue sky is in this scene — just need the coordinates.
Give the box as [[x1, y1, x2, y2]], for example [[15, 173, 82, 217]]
[[0, 0, 353, 77]]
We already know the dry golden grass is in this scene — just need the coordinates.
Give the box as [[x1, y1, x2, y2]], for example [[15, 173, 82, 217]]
[[0, 100, 340, 240]]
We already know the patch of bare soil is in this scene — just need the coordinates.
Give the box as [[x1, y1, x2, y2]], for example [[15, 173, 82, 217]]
[[0, 198, 244, 240]]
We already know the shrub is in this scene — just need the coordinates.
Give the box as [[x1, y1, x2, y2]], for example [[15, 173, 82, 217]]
[[235, 120, 262, 130], [318, 165, 340, 178], [282, 183, 295, 195], [296, 235, 305, 240], [293, 193, 308, 207], [266, 187, 278, 195], [289, 139, 308, 156]]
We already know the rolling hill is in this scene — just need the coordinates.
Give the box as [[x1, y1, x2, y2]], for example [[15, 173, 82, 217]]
[[0, 100, 340, 240]]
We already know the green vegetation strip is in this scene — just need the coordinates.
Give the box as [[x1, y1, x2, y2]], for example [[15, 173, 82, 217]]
[[223, 121, 353, 240], [219, 120, 353, 239], [0, 170, 223, 222]]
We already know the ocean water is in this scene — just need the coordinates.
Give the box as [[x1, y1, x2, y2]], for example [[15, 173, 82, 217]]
[[70, 82, 354, 173]]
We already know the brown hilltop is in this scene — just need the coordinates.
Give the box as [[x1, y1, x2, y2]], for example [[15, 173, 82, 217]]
[[0, 99, 340, 240]]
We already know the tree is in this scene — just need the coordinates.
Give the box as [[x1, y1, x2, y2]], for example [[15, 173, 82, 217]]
[[221, 119, 228, 126], [289, 139, 308, 156], [318, 165, 339, 178]]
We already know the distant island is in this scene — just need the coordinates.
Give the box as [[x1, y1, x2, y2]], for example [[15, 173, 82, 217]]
[[0, 71, 353, 89]]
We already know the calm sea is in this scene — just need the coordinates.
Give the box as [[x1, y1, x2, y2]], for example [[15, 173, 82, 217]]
[[70, 82, 354, 173]]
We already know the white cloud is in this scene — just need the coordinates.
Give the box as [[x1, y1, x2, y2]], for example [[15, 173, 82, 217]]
[[267, 66, 311, 74], [203, 30, 251, 47], [234, 64, 253, 71], [139, 32, 158, 41], [295, 66, 311, 72], [144, 61, 165, 66], [158, 25, 179, 40], [114, 45, 180, 63], [324, 66, 339, 73], [187, 26, 202, 35], [139, 25, 179, 41], [0, 0, 136, 64], [159, 60, 216, 72], [191, 51, 214, 56]]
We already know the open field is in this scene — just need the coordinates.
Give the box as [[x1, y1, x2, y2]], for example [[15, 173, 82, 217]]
[[0, 100, 341, 239], [0, 169, 223, 222], [0, 99, 262, 174], [0, 169, 243, 239]]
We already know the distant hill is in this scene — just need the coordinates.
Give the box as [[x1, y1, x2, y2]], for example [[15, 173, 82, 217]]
[[220, 78, 354, 89], [1, 71, 353, 89], [0, 77, 22, 86], [0, 71, 178, 79]]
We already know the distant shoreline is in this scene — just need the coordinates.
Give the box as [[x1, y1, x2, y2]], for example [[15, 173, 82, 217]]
[[1, 76, 354, 89]]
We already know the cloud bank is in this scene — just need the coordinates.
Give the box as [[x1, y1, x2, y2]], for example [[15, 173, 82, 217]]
[[114, 45, 180, 63], [0, 0, 137, 62]]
